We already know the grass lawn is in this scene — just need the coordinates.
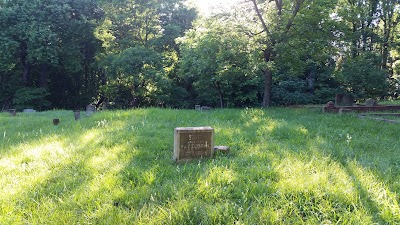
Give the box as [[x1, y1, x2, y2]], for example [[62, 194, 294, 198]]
[[0, 108, 399, 224]]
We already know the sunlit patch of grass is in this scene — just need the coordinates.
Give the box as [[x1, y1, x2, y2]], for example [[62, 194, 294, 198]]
[[0, 138, 69, 199], [347, 160, 400, 223], [197, 165, 237, 201], [0, 108, 399, 224]]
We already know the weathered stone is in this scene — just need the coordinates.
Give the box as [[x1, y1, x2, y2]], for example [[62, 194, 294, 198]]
[[327, 101, 335, 107], [73, 110, 80, 120], [335, 94, 354, 106], [365, 98, 378, 107], [201, 106, 211, 112], [9, 109, 16, 117], [53, 119, 60, 125], [214, 146, 230, 155], [174, 127, 214, 162], [86, 104, 96, 116], [23, 109, 36, 113], [195, 105, 201, 111]]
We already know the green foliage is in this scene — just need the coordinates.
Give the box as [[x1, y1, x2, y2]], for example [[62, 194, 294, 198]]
[[336, 53, 389, 99], [96, 0, 196, 108], [0, 0, 104, 109], [101, 46, 166, 107], [179, 19, 262, 108], [12, 87, 51, 110], [99, 80, 133, 109], [272, 77, 312, 105]]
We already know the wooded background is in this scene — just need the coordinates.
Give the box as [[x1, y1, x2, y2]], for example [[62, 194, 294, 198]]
[[1, 0, 399, 110]]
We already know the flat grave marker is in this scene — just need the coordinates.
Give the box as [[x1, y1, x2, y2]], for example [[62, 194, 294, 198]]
[[174, 126, 214, 162], [23, 109, 36, 113]]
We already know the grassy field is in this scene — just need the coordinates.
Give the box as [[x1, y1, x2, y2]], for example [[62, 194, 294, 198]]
[[0, 108, 399, 224]]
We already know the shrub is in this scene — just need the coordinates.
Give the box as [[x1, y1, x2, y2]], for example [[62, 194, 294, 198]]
[[13, 87, 51, 110], [336, 53, 389, 99]]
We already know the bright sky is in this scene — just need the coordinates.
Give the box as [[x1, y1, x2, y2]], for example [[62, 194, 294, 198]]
[[192, 0, 242, 16]]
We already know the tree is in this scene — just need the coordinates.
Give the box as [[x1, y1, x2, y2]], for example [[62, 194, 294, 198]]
[[243, 0, 339, 106], [96, 0, 196, 108], [336, 52, 389, 99], [179, 19, 261, 108], [246, 0, 306, 107], [0, 0, 103, 109], [334, 0, 400, 99]]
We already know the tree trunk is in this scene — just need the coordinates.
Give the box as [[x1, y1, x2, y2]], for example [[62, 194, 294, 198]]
[[250, 0, 303, 107], [20, 42, 30, 86], [381, 15, 391, 71], [262, 68, 272, 107], [262, 48, 274, 107], [213, 81, 224, 108], [218, 91, 224, 108], [40, 63, 49, 88]]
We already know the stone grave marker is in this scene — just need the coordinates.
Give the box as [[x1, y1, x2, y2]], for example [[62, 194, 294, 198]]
[[365, 98, 378, 107], [86, 104, 96, 116], [214, 146, 230, 155], [195, 105, 201, 111], [23, 109, 36, 113], [174, 127, 214, 162], [335, 94, 354, 106], [201, 106, 211, 112], [73, 110, 81, 120], [9, 109, 16, 117], [53, 119, 60, 125]]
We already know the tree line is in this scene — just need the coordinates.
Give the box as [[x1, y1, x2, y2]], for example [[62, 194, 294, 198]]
[[1, 0, 400, 110]]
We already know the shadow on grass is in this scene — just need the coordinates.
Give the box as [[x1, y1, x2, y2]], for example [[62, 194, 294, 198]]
[[0, 108, 399, 224], [0, 110, 152, 223], [238, 108, 399, 223]]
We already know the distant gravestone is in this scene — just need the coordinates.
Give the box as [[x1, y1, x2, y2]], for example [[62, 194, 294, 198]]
[[327, 101, 335, 107], [365, 98, 378, 107], [9, 109, 16, 117], [335, 94, 354, 106], [23, 109, 36, 113], [174, 127, 214, 162], [195, 105, 201, 111], [53, 118, 60, 125], [86, 104, 96, 116], [201, 106, 211, 112], [73, 110, 80, 120]]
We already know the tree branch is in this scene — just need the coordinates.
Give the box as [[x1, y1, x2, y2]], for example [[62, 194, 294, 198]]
[[245, 29, 266, 37], [275, 0, 282, 15], [249, 0, 272, 40], [285, 0, 304, 32]]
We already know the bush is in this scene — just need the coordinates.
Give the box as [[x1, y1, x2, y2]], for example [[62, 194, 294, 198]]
[[336, 53, 389, 99], [13, 87, 51, 110], [272, 77, 313, 105]]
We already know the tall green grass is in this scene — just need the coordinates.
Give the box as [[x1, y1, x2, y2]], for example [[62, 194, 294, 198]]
[[0, 108, 399, 224]]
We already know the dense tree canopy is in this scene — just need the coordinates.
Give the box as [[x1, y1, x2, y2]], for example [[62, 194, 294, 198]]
[[1, 0, 400, 110]]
